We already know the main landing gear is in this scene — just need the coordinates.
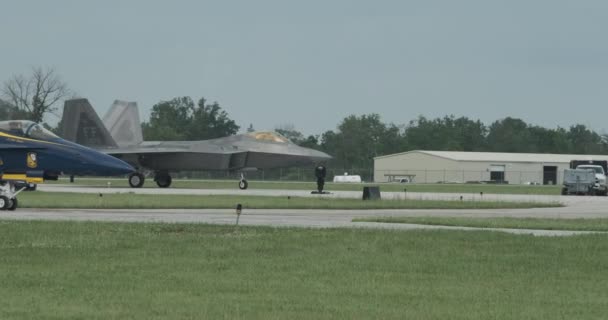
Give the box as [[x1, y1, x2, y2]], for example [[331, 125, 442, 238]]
[[154, 172, 172, 188], [0, 181, 24, 211], [128, 172, 173, 188]]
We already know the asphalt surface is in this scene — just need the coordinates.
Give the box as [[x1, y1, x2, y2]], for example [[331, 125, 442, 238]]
[[2, 184, 607, 237]]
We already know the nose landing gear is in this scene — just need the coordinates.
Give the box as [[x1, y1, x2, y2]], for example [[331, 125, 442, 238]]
[[0, 181, 24, 211], [128, 172, 145, 188], [238, 173, 248, 190]]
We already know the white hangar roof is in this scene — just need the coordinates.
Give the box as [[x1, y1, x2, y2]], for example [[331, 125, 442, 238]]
[[374, 150, 608, 163]]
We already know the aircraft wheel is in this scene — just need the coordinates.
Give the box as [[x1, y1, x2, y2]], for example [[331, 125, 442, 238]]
[[239, 179, 248, 190], [0, 196, 9, 210], [128, 172, 145, 188], [155, 174, 172, 188], [7, 198, 17, 211]]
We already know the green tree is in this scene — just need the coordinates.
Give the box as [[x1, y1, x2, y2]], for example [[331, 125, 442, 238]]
[[299, 135, 321, 149], [142, 97, 194, 140], [142, 96, 239, 141], [567, 124, 605, 154], [405, 116, 486, 151], [187, 98, 239, 140], [526, 126, 570, 153], [486, 117, 532, 152], [320, 114, 403, 170]]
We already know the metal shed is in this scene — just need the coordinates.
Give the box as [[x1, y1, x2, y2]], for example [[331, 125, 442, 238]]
[[373, 150, 608, 185]]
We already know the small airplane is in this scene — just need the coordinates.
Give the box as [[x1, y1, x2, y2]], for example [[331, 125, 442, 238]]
[[0, 120, 135, 210], [60, 99, 332, 189]]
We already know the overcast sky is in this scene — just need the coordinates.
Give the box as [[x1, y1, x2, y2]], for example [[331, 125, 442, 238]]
[[1, 0, 607, 135]]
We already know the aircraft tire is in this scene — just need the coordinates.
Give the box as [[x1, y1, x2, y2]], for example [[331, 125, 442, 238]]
[[239, 179, 248, 190], [156, 174, 172, 188], [0, 196, 9, 210], [7, 198, 17, 211], [128, 173, 145, 188]]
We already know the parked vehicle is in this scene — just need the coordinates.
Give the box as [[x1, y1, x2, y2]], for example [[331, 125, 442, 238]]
[[562, 160, 608, 196]]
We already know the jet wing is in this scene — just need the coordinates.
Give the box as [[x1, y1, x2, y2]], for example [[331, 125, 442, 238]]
[[100, 146, 240, 156], [98, 145, 245, 171], [103, 147, 192, 155]]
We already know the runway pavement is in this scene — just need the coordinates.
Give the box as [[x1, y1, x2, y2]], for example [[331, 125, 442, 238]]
[[0, 208, 602, 237], [2, 184, 607, 237], [37, 184, 571, 203], [37, 183, 608, 209]]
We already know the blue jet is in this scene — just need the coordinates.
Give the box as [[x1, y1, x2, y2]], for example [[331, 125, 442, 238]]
[[0, 120, 134, 210]]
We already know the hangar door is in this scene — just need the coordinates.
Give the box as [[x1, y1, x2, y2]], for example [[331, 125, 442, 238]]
[[490, 165, 505, 183], [543, 166, 557, 185]]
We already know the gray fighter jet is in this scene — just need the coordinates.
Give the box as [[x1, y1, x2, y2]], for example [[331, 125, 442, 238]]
[[60, 99, 331, 189]]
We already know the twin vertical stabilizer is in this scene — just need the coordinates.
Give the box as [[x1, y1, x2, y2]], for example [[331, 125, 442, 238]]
[[61, 99, 143, 148], [103, 100, 143, 147], [61, 99, 118, 148]]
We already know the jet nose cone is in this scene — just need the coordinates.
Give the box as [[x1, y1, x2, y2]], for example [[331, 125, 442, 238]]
[[85, 152, 135, 176], [311, 149, 333, 162], [105, 156, 135, 175]]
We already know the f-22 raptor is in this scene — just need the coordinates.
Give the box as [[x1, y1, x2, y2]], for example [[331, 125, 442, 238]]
[[60, 99, 331, 189], [0, 120, 134, 210]]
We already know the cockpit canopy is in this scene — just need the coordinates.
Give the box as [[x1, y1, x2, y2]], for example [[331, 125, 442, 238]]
[[246, 131, 290, 143], [0, 120, 60, 141]]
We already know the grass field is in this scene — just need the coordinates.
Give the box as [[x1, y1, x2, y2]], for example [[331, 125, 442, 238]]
[[0, 221, 607, 319], [51, 177, 563, 195], [354, 216, 608, 232], [16, 192, 560, 209]]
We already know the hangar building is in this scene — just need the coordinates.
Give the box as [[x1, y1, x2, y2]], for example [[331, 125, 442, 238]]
[[374, 150, 608, 185]]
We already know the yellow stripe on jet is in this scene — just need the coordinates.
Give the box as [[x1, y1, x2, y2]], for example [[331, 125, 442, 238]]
[[0, 174, 44, 184], [0, 131, 64, 147]]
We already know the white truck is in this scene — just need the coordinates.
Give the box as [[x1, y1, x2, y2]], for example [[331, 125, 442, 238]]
[[562, 160, 608, 196]]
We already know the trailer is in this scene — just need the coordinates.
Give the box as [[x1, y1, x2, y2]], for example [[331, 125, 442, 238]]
[[565, 160, 608, 196], [561, 168, 596, 195]]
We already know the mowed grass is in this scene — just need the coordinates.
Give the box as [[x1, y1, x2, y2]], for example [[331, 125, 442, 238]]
[[17, 192, 560, 209], [1, 221, 607, 319], [355, 216, 608, 232], [51, 177, 563, 195]]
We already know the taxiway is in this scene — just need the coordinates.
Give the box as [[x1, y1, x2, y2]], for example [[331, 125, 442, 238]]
[[4, 184, 608, 236]]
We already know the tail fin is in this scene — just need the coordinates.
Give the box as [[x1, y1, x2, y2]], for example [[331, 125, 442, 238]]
[[102, 100, 143, 147], [60, 98, 118, 148]]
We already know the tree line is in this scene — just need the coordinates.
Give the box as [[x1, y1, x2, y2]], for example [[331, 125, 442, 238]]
[[292, 115, 608, 170], [2, 67, 608, 172]]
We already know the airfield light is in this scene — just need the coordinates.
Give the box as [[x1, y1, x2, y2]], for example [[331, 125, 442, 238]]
[[236, 203, 242, 225]]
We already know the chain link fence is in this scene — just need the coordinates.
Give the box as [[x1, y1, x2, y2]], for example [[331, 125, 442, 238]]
[[173, 167, 376, 182], [171, 168, 564, 185], [374, 169, 564, 185]]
